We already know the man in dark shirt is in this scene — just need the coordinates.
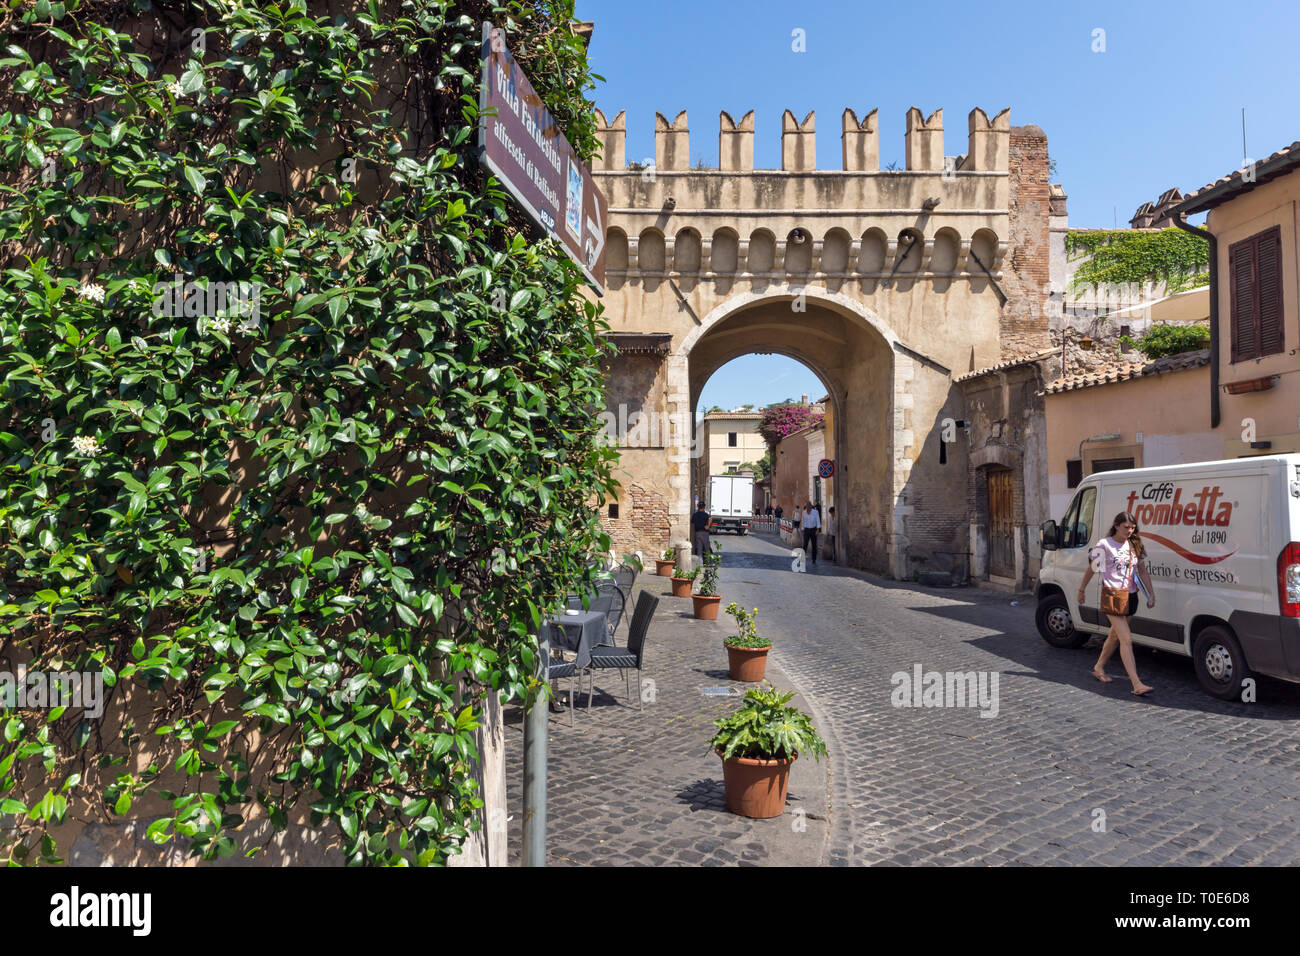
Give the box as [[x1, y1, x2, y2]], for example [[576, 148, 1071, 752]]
[[692, 502, 711, 556]]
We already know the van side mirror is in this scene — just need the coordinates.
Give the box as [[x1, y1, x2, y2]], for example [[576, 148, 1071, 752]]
[[1040, 519, 1060, 551]]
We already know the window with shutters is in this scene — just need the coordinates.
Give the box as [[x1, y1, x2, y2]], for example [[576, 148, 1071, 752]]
[[1228, 226, 1285, 362]]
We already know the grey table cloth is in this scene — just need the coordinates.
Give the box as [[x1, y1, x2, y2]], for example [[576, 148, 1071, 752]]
[[546, 610, 611, 668]]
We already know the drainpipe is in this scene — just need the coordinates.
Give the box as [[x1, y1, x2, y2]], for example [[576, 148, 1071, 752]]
[[1172, 213, 1219, 429]]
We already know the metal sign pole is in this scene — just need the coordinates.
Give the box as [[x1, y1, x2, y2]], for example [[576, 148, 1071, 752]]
[[521, 630, 548, 867]]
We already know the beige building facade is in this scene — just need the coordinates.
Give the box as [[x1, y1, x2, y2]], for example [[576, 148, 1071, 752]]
[[593, 106, 1054, 575], [1036, 141, 1300, 536], [692, 411, 766, 505]]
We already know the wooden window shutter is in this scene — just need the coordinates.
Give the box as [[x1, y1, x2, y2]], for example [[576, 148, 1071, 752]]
[[1229, 236, 1257, 361], [1257, 226, 1284, 356]]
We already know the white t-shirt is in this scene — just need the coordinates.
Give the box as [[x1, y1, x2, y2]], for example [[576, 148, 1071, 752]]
[[1088, 537, 1140, 592], [801, 509, 821, 530]]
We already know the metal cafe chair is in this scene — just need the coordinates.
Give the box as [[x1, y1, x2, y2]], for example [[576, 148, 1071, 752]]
[[588, 591, 658, 712]]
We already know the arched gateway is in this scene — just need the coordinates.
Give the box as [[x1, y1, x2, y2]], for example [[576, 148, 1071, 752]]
[[592, 107, 1053, 578]]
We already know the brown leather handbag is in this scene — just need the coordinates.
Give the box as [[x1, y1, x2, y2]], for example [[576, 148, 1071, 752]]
[[1099, 546, 1135, 616]]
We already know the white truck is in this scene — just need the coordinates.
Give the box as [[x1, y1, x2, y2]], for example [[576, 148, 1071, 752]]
[[1036, 454, 1300, 700], [707, 474, 754, 534]]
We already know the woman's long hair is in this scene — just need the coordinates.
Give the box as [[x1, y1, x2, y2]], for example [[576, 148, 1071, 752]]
[[1107, 511, 1144, 558]]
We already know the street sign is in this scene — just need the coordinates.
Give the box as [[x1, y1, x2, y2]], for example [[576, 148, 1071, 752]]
[[818, 459, 834, 478], [476, 23, 608, 293]]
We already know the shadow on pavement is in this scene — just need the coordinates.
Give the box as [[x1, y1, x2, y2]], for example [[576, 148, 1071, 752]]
[[676, 778, 727, 812], [907, 598, 1300, 719]]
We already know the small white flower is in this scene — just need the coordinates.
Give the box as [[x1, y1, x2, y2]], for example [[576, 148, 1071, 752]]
[[78, 281, 105, 302], [167, 81, 184, 97], [71, 435, 102, 456], [208, 316, 231, 336]]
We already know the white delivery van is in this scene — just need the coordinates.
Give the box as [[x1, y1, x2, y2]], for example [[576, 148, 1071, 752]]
[[1036, 454, 1300, 699], [707, 474, 754, 534]]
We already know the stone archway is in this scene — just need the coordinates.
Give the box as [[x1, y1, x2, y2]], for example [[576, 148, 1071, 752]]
[[674, 286, 905, 573]]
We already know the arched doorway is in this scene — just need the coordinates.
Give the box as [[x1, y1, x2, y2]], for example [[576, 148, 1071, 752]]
[[675, 287, 900, 572]]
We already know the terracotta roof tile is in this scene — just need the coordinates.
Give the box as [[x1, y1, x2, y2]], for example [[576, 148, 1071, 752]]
[[1176, 141, 1300, 214], [955, 347, 1058, 383], [1042, 349, 1210, 395]]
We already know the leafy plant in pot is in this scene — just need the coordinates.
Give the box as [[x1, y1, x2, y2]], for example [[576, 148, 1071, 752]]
[[723, 602, 771, 681], [671, 565, 697, 599], [655, 547, 676, 577], [711, 683, 827, 818], [692, 548, 722, 620]]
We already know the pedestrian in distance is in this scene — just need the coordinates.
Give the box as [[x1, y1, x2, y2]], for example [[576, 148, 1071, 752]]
[[691, 500, 711, 557], [774, 504, 783, 522], [825, 505, 836, 561], [800, 500, 821, 565], [1079, 511, 1156, 696]]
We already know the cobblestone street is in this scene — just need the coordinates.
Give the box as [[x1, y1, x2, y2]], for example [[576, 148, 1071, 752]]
[[508, 531, 1300, 865]]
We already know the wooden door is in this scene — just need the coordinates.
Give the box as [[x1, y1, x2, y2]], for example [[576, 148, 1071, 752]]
[[987, 467, 1015, 577]]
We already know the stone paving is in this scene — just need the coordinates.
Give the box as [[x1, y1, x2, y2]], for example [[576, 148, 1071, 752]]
[[729, 531, 1300, 866], [507, 531, 1300, 865], [502, 568, 828, 866]]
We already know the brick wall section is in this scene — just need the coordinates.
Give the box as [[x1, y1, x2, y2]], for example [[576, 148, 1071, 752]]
[[602, 483, 671, 556], [1004, 125, 1052, 360]]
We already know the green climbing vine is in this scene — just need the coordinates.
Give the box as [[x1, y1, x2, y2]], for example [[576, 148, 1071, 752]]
[[0, 0, 616, 866], [1066, 228, 1210, 294]]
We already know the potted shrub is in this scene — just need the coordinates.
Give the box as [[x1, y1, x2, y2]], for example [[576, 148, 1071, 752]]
[[711, 684, 828, 819], [723, 603, 771, 682], [671, 565, 696, 599], [692, 548, 722, 620], [655, 547, 675, 577]]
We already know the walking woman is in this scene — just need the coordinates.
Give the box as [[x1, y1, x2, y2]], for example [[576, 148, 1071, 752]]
[[1079, 512, 1156, 695]]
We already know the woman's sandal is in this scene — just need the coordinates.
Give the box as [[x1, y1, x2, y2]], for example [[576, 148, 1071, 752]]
[[1131, 686, 1154, 697], [1091, 669, 1112, 683]]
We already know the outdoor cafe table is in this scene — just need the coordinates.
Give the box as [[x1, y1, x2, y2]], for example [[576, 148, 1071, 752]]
[[544, 609, 611, 669]]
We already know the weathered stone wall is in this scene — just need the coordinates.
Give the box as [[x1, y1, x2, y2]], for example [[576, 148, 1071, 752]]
[[1003, 125, 1052, 360]]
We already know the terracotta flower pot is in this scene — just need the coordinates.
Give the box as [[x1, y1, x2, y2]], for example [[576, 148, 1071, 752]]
[[655, 559, 675, 577], [670, 576, 693, 598], [725, 643, 771, 682], [717, 749, 797, 818], [692, 594, 721, 620]]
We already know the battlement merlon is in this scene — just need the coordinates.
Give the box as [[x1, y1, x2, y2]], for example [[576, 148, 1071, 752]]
[[593, 108, 625, 171], [592, 108, 1012, 173], [719, 110, 754, 171], [656, 110, 689, 171], [782, 110, 815, 172]]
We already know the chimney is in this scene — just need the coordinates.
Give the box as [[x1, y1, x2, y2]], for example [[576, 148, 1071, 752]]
[[801, 394, 809, 404]]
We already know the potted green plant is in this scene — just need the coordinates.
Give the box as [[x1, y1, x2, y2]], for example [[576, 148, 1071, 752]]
[[655, 547, 676, 577], [711, 683, 827, 818], [671, 565, 697, 599], [723, 602, 771, 682], [692, 548, 722, 620]]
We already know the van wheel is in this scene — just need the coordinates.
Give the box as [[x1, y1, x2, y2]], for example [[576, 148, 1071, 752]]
[[1193, 626, 1253, 701], [1036, 593, 1088, 648]]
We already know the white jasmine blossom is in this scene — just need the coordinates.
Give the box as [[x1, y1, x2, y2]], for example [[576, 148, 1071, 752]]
[[78, 281, 105, 302], [71, 435, 102, 457], [167, 81, 184, 97], [208, 316, 232, 336]]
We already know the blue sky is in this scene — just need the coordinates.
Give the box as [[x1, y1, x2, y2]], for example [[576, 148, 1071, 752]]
[[574, 0, 1300, 408]]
